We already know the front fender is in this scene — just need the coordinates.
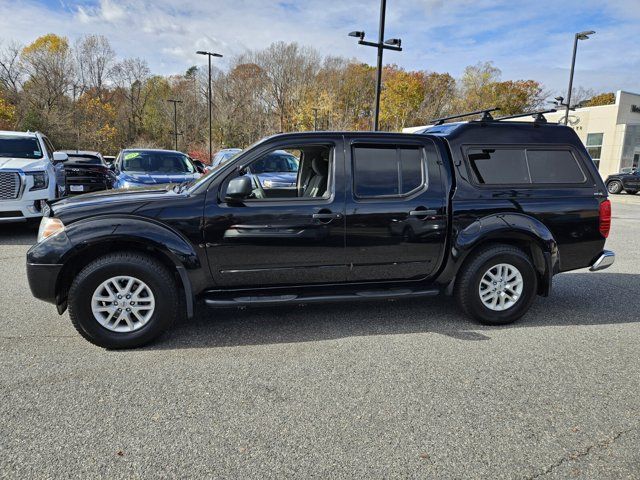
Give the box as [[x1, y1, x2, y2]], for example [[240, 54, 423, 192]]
[[438, 213, 559, 295], [63, 215, 201, 269]]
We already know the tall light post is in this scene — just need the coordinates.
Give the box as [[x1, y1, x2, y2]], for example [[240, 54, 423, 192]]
[[564, 30, 595, 125], [166, 99, 183, 150], [348, 0, 402, 131], [196, 50, 223, 161]]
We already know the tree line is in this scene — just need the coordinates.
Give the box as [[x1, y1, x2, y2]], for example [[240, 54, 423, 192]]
[[0, 34, 614, 161]]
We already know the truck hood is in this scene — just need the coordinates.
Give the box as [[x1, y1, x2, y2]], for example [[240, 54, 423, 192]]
[[50, 185, 179, 223], [0, 157, 47, 171]]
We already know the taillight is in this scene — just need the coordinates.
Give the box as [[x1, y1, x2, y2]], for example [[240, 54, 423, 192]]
[[599, 199, 611, 238]]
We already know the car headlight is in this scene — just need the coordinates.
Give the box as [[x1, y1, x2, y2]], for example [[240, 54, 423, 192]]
[[37, 217, 65, 243], [28, 171, 49, 191], [262, 179, 272, 188]]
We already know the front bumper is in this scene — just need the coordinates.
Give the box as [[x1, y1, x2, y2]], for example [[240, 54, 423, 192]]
[[26, 262, 63, 304], [0, 198, 49, 222], [589, 250, 615, 272]]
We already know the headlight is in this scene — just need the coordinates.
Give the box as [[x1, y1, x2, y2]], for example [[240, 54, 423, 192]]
[[37, 217, 65, 243], [28, 171, 49, 191], [262, 179, 273, 188]]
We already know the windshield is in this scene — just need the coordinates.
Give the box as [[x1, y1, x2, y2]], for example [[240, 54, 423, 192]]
[[0, 136, 43, 159], [251, 154, 299, 173], [121, 150, 195, 174]]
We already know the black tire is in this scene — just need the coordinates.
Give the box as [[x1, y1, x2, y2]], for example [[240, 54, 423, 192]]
[[455, 244, 538, 325], [607, 181, 623, 194], [626, 190, 638, 195], [68, 252, 179, 349]]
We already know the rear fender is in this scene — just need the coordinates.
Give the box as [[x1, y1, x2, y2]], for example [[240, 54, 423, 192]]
[[441, 213, 559, 296]]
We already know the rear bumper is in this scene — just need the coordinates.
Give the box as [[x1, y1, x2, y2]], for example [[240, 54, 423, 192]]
[[26, 262, 62, 304], [589, 250, 615, 272]]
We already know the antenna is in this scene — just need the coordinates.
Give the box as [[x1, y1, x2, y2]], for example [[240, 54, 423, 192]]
[[429, 108, 500, 126]]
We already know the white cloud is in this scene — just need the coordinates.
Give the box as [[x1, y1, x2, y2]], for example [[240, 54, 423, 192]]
[[0, 0, 638, 94]]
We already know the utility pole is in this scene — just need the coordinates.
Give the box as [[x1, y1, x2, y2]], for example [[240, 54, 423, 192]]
[[564, 30, 595, 125], [196, 50, 223, 161], [167, 99, 183, 150], [348, 0, 402, 131]]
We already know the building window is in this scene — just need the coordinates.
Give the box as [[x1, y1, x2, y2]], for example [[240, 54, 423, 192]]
[[586, 133, 603, 169]]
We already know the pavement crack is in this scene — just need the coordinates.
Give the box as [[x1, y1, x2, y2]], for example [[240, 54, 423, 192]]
[[526, 427, 636, 479]]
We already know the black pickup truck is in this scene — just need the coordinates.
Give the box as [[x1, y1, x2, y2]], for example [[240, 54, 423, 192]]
[[27, 114, 615, 348]]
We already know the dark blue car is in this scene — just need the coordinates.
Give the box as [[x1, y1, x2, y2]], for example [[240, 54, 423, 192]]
[[113, 149, 201, 189], [248, 150, 299, 192]]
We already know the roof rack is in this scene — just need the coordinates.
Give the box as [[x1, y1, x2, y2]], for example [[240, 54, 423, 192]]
[[429, 107, 500, 126], [495, 109, 557, 123]]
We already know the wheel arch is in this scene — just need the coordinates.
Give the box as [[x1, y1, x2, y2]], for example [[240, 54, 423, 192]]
[[441, 213, 559, 296], [55, 216, 200, 317]]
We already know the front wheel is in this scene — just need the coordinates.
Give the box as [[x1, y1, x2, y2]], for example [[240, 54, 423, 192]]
[[68, 252, 179, 348], [455, 245, 538, 325], [607, 181, 623, 194]]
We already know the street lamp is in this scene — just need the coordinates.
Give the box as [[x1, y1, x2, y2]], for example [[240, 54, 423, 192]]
[[196, 50, 223, 161], [166, 99, 183, 150], [348, 0, 402, 131], [564, 30, 595, 125]]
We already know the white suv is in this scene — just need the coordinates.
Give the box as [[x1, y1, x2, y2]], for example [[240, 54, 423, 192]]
[[0, 131, 67, 223]]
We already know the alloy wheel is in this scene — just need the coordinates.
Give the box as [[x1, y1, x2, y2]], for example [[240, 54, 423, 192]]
[[91, 276, 155, 333], [478, 263, 524, 311]]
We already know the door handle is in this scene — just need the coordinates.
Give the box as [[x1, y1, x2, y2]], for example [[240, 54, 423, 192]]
[[312, 212, 342, 222], [409, 208, 437, 218]]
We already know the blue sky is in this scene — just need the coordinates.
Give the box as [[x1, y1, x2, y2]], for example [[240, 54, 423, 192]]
[[1, 0, 639, 95]]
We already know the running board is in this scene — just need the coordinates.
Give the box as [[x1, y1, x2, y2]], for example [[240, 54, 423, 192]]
[[203, 288, 440, 308]]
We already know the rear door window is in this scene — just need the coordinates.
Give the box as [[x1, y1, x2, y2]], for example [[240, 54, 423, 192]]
[[466, 147, 587, 185], [353, 145, 425, 198]]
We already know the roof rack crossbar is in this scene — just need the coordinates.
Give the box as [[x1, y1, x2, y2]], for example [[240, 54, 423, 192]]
[[495, 108, 558, 123], [429, 107, 500, 126]]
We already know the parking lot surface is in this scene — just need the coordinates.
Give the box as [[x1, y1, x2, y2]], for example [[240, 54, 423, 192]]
[[1, 195, 639, 479]]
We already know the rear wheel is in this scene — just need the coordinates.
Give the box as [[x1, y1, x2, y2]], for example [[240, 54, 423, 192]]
[[68, 252, 179, 348], [607, 181, 623, 194], [626, 190, 638, 195], [455, 245, 538, 325]]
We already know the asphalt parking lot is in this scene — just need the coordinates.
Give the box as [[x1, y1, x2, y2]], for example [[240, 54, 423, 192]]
[[1, 195, 639, 479]]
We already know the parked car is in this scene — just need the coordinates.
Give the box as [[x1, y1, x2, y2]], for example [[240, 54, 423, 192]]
[[27, 115, 614, 348], [0, 130, 67, 223], [111, 149, 201, 189], [61, 150, 116, 195], [247, 149, 299, 197], [211, 148, 242, 169], [605, 168, 640, 194]]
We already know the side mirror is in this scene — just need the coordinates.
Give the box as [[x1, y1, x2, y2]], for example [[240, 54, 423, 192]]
[[52, 152, 68, 164], [192, 160, 206, 174], [225, 176, 252, 203]]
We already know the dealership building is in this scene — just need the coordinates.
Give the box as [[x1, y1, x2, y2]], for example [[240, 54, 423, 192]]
[[404, 90, 640, 178]]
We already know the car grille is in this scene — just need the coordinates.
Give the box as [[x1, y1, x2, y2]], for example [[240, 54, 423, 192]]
[[0, 172, 20, 199]]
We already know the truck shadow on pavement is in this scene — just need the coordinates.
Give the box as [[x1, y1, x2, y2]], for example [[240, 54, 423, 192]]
[[148, 272, 639, 350], [0, 223, 37, 246]]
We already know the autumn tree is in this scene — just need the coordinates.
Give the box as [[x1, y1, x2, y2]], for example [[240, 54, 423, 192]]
[[74, 35, 115, 99], [379, 65, 425, 131], [582, 92, 615, 107]]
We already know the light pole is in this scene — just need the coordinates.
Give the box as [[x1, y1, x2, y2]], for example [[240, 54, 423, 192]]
[[348, 0, 402, 131], [564, 30, 595, 125], [166, 99, 183, 150], [196, 50, 223, 161]]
